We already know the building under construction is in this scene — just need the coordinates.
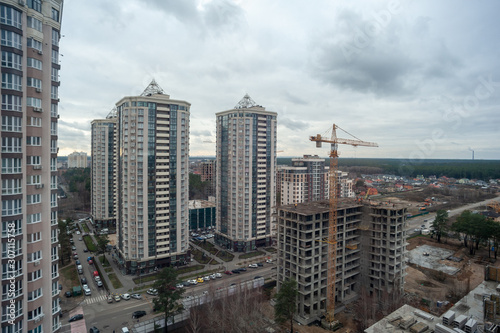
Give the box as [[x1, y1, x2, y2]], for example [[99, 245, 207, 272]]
[[276, 199, 407, 325]]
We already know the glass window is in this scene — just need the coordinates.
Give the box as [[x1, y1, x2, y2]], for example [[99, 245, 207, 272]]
[[2, 199, 22, 216], [52, 29, 59, 46], [1, 51, 22, 70], [27, 156, 41, 165], [1, 30, 22, 49], [27, 57, 43, 70], [51, 49, 58, 64], [27, 136, 42, 146], [27, 97, 42, 108], [51, 85, 58, 99], [28, 116, 42, 127], [0, 5, 22, 29], [1, 137, 22, 153], [51, 67, 58, 81], [51, 103, 58, 117], [27, 194, 41, 205], [27, 37, 42, 52], [1, 73, 22, 91], [27, 0, 42, 12], [2, 95, 22, 112], [1, 116, 22, 132], [27, 77, 42, 89], [27, 16, 42, 32], [1, 158, 22, 174], [51, 8, 59, 22], [1, 179, 22, 195], [51, 122, 57, 135]]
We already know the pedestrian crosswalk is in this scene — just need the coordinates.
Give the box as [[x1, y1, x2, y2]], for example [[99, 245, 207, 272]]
[[84, 294, 107, 305]]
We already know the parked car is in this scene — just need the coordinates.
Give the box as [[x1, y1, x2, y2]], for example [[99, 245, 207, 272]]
[[231, 269, 240, 274], [96, 280, 103, 287], [238, 267, 247, 272], [248, 264, 258, 268], [107, 295, 113, 303], [175, 283, 184, 289], [130, 293, 142, 299], [89, 327, 100, 333], [114, 294, 121, 302], [203, 276, 210, 281], [80, 277, 87, 284], [65, 291, 72, 298], [95, 276, 101, 282], [69, 314, 83, 322], [210, 274, 217, 280], [266, 259, 273, 263], [71, 246, 76, 251], [78, 237, 82, 241], [83, 248, 88, 252], [76, 231, 81, 235], [83, 284, 91, 296], [257, 263, 264, 267], [188, 279, 198, 285], [75, 260, 81, 265], [132, 310, 147, 319], [215, 272, 222, 278], [121, 293, 130, 300], [197, 277, 204, 283], [146, 288, 158, 296], [73, 254, 78, 260], [224, 271, 233, 275]]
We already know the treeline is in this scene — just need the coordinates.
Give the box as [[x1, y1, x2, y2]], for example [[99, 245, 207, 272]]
[[277, 158, 500, 180], [63, 168, 91, 192]]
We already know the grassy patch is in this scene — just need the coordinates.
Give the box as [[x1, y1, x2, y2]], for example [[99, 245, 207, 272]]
[[81, 223, 89, 233], [107, 273, 123, 289], [217, 250, 234, 262], [104, 267, 113, 273], [60, 264, 80, 287], [239, 250, 265, 259], [100, 255, 110, 267], [191, 248, 211, 264], [264, 247, 277, 253], [195, 241, 219, 255], [83, 235, 97, 252], [176, 264, 205, 275], [133, 273, 158, 285]]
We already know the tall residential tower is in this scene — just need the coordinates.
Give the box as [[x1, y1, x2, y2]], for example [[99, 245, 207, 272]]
[[1, 0, 63, 331], [215, 94, 277, 252], [91, 109, 117, 229], [115, 81, 190, 274]]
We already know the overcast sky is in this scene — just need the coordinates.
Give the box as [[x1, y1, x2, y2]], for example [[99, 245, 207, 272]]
[[58, 0, 500, 160]]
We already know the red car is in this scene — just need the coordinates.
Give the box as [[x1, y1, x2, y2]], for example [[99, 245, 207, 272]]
[[224, 270, 233, 275], [93, 271, 99, 277]]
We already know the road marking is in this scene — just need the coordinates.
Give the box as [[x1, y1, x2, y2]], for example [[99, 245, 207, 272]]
[[84, 295, 107, 305]]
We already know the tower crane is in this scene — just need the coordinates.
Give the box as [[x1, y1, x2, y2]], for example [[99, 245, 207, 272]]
[[310, 124, 378, 324]]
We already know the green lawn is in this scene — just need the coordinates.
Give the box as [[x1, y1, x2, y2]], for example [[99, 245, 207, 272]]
[[107, 273, 123, 289], [217, 250, 234, 262], [83, 235, 97, 252], [191, 248, 211, 264], [239, 250, 265, 259], [100, 255, 110, 267], [81, 223, 89, 233]]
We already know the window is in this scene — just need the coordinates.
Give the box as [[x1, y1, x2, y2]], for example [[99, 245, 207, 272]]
[[51, 139, 57, 153], [51, 157, 57, 171], [51, 67, 58, 81], [1, 300, 22, 323], [50, 228, 57, 243], [1, 179, 22, 195], [51, 193, 57, 208], [27, 77, 42, 89], [27, 194, 41, 205], [28, 287, 42, 301], [27, 251, 42, 263], [1, 136, 22, 153], [27, 37, 42, 52], [51, 85, 58, 99], [1, 116, 22, 132], [51, 103, 58, 117], [1, 73, 22, 91], [27, 156, 41, 165], [51, 211, 57, 225], [28, 116, 42, 127], [52, 29, 59, 46], [51, 122, 57, 135], [1, 51, 22, 70], [51, 49, 58, 64], [28, 175, 41, 185], [51, 8, 59, 22], [1, 30, 22, 49], [0, 5, 22, 29], [27, 16, 42, 32], [27, 0, 42, 12], [2, 199, 22, 216], [1, 158, 22, 174], [2, 95, 22, 111], [27, 57, 42, 70], [26, 136, 41, 146], [27, 231, 41, 243], [27, 213, 41, 224], [51, 175, 57, 189], [27, 305, 43, 320], [27, 97, 42, 108]]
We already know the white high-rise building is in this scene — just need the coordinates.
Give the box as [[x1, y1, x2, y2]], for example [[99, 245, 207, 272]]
[[67, 151, 87, 168], [1, 0, 64, 331], [215, 94, 277, 252], [115, 81, 190, 274]]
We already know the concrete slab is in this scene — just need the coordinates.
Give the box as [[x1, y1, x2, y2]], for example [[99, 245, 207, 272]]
[[407, 244, 460, 275]]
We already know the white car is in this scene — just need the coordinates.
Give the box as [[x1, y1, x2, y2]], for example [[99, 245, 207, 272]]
[[188, 279, 198, 285], [130, 293, 142, 299], [76, 231, 81, 235], [266, 259, 272, 263], [210, 274, 217, 280], [248, 264, 258, 268], [203, 276, 210, 281], [146, 288, 158, 296], [215, 273, 222, 278], [175, 283, 184, 289], [121, 293, 130, 300], [82, 284, 91, 296]]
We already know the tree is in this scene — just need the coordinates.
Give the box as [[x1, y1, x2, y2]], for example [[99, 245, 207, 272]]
[[95, 234, 110, 255], [152, 267, 185, 333], [275, 279, 298, 333], [57, 219, 72, 266], [432, 210, 449, 243]]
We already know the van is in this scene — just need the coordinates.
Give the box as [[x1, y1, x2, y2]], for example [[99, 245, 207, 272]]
[[77, 265, 83, 274], [121, 328, 129, 333]]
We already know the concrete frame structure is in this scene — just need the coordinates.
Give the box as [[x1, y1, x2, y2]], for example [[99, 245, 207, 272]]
[[188, 200, 216, 232], [91, 113, 117, 229], [115, 83, 190, 274], [277, 200, 407, 325], [215, 95, 277, 252], [200, 160, 215, 197], [67, 151, 87, 168], [1, 0, 63, 331]]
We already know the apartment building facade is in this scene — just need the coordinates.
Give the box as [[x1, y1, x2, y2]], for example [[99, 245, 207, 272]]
[[67, 151, 87, 168], [115, 81, 190, 274], [91, 111, 117, 229], [215, 94, 277, 252], [276, 200, 407, 325], [1, 0, 63, 331]]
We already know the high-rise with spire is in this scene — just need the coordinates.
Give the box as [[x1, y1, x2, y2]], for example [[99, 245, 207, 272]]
[[114, 81, 190, 274], [215, 95, 277, 252], [1, 0, 64, 331]]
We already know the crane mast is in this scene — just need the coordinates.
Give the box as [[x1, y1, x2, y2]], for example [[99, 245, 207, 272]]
[[310, 124, 377, 325]]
